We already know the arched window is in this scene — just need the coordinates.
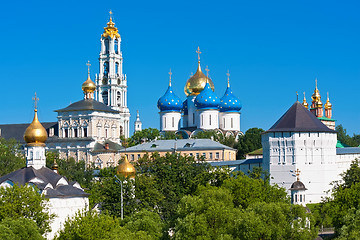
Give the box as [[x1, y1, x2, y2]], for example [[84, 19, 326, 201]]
[[172, 117, 174, 128], [104, 39, 109, 53], [115, 62, 119, 75], [117, 91, 121, 107], [102, 91, 109, 105], [103, 62, 109, 77], [231, 118, 233, 128], [114, 39, 119, 54], [209, 115, 212, 126], [120, 126, 123, 136]]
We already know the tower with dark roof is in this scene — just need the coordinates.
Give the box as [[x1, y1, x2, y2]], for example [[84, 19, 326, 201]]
[[262, 101, 337, 203]]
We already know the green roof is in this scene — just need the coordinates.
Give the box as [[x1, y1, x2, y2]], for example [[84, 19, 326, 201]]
[[317, 116, 336, 122], [336, 140, 350, 148]]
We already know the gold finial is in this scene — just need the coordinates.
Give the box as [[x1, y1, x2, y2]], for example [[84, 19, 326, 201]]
[[302, 92, 309, 108], [296, 91, 298, 101], [205, 66, 209, 83], [86, 61, 91, 77], [168, 68, 172, 86], [327, 92, 329, 100], [109, 10, 113, 20], [196, 46, 201, 63], [295, 168, 301, 181], [315, 78, 318, 89], [32, 92, 39, 110], [226, 70, 230, 87]]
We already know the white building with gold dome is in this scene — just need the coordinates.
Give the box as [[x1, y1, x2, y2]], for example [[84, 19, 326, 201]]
[[0, 103, 89, 240], [157, 47, 243, 138]]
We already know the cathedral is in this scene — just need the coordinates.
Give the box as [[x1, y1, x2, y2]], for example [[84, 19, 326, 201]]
[[0, 14, 132, 167], [157, 47, 243, 139]]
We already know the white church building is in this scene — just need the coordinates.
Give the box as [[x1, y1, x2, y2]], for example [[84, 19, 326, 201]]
[[157, 48, 243, 139]]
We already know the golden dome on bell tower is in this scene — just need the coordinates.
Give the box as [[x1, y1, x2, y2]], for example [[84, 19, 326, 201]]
[[302, 92, 309, 109], [102, 10, 121, 39], [311, 78, 321, 103], [325, 92, 332, 110], [24, 94, 48, 146], [184, 47, 215, 96], [117, 155, 136, 179]]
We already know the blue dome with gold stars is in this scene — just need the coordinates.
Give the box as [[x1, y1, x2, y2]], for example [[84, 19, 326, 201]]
[[157, 84, 182, 112], [194, 82, 220, 110], [219, 83, 242, 112]]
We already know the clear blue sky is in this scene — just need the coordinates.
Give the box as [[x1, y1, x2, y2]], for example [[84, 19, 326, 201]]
[[0, 0, 359, 135]]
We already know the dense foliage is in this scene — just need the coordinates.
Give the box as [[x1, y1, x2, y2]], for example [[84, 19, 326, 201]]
[[0, 184, 52, 234], [0, 218, 44, 240], [336, 125, 360, 147], [0, 138, 25, 176]]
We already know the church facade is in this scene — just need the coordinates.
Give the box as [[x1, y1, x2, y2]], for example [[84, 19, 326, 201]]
[[157, 48, 243, 139]]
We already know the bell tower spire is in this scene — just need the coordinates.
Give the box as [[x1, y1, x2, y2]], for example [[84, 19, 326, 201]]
[[95, 11, 130, 138]]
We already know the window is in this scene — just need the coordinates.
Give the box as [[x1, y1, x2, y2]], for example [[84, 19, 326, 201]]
[[84, 128, 88, 137], [215, 152, 219, 159], [104, 39, 109, 53], [164, 117, 166, 128], [131, 154, 134, 161], [231, 118, 233, 128], [189, 153, 193, 157], [98, 127, 101, 137], [209, 115, 212, 125], [115, 39, 119, 54], [115, 62, 119, 74], [103, 62, 109, 77], [300, 194, 302, 202], [117, 92, 121, 107], [209, 152, 213, 160], [201, 115, 203, 126], [29, 151, 33, 159], [102, 91, 109, 105], [202, 153, 206, 158], [172, 117, 174, 128], [64, 129, 68, 138], [137, 154, 140, 160], [193, 113, 195, 124], [36, 151, 40, 159], [105, 129, 108, 138], [295, 194, 298, 203], [223, 118, 225, 128], [196, 153, 200, 159]]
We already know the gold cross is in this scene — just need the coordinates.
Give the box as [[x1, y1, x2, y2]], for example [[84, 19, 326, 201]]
[[226, 70, 230, 87], [205, 65, 209, 78], [32, 92, 39, 110], [295, 168, 301, 181], [196, 46, 201, 62], [168, 68, 172, 86], [296, 91, 298, 101], [86, 61, 91, 75], [109, 10, 113, 20], [315, 78, 318, 89]]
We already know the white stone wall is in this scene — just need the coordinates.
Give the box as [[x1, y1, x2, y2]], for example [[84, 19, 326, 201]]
[[26, 145, 46, 169], [198, 110, 219, 130], [160, 112, 181, 131], [186, 96, 198, 127], [219, 112, 240, 131], [46, 196, 89, 239], [262, 131, 338, 203]]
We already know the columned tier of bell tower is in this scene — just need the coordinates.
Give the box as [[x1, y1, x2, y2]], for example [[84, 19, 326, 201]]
[[95, 12, 130, 138]]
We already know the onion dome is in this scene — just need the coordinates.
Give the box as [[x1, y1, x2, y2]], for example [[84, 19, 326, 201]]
[[184, 48, 215, 96], [289, 180, 307, 191], [182, 99, 188, 115], [24, 109, 48, 146], [102, 11, 120, 39], [194, 82, 220, 109], [117, 155, 136, 179], [82, 75, 96, 93], [325, 92, 332, 110], [302, 92, 309, 109], [311, 79, 321, 103], [157, 77, 182, 112], [219, 80, 242, 112]]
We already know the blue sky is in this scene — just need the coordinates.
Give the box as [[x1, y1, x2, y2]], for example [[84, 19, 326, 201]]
[[0, 0, 359, 135]]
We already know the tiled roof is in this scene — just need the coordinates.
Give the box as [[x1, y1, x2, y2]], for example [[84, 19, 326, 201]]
[[55, 99, 118, 113], [120, 139, 235, 152], [265, 102, 335, 133], [0, 167, 89, 198], [0, 122, 58, 143], [336, 147, 360, 155]]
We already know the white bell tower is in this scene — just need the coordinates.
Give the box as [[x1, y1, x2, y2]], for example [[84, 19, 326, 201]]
[[95, 11, 130, 138]]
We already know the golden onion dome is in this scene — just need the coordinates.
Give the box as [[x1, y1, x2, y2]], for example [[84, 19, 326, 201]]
[[325, 93, 332, 110], [302, 96, 309, 109], [82, 75, 96, 93], [117, 155, 136, 178], [184, 62, 215, 96], [24, 109, 48, 146], [102, 16, 120, 39]]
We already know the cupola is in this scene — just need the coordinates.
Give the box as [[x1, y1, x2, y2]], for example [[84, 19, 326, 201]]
[[219, 74, 242, 112], [157, 70, 182, 112], [194, 81, 220, 110], [117, 155, 136, 179]]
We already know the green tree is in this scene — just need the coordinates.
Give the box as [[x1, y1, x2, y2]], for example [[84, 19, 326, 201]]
[[55, 211, 153, 240], [0, 218, 44, 240], [336, 125, 358, 147], [336, 208, 360, 240], [237, 128, 264, 159], [46, 152, 94, 188], [0, 184, 52, 234], [0, 138, 25, 177], [127, 128, 160, 147]]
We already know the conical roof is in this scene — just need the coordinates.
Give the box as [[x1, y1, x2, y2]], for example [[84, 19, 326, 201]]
[[265, 101, 335, 133]]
